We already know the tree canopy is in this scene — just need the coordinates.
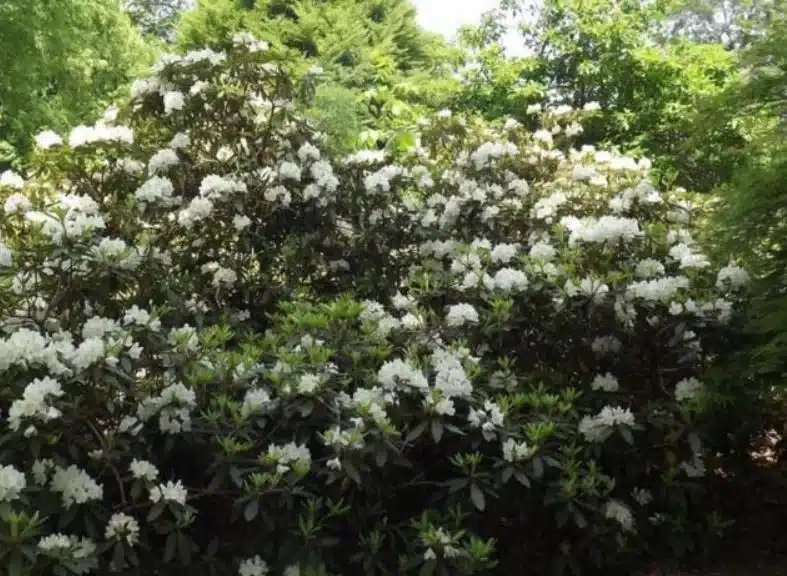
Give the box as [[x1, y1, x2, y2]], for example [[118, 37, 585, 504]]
[[0, 0, 154, 167]]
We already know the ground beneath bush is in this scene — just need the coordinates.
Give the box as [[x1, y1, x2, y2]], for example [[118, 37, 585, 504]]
[[639, 429, 787, 576]]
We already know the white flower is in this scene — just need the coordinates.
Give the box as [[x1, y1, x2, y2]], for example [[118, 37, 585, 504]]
[[669, 243, 710, 269], [35, 130, 63, 149], [564, 215, 641, 245], [4, 193, 32, 214], [103, 105, 119, 124], [565, 277, 609, 304], [635, 258, 665, 279], [532, 129, 553, 146], [163, 91, 185, 114], [179, 197, 214, 228], [534, 191, 567, 220], [123, 305, 161, 331], [675, 377, 703, 402], [0, 170, 24, 189], [492, 268, 528, 292], [149, 480, 188, 504], [0, 464, 26, 502], [297, 142, 321, 162], [0, 243, 11, 267], [239, 555, 269, 576], [716, 265, 749, 291], [148, 148, 179, 175], [68, 125, 133, 148], [265, 442, 311, 474], [233, 33, 269, 52], [105, 513, 140, 545], [211, 266, 238, 288], [565, 122, 583, 137], [169, 132, 191, 150], [297, 373, 321, 395], [233, 214, 252, 231], [578, 406, 635, 443], [137, 382, 197, 434], [279, 161, 302, 181], [571, 164, 597, 182], [550, 104, 573, 116], [199, 174, 247, 199], [364, 164, 405, 193], [627, 276, 690, 303], [38, 534, 96, 558], [529, 242, 556, 261], [591, 373, 619, 392], [32, 459, 54, 485], [490, 243, 519, 264], [7, 376, 64, 431], [445, 303, 479, 327], [377, 359, 429, 390], [604, 500, 635, 531], [469, 142, 518, 168], [130, 459, 159, 482], [50, 465, 103, 508], [135, 176, 175, 207], [241, 388, 272, 416], [632, 487, 653, 505], [502, 438, 535, 462]]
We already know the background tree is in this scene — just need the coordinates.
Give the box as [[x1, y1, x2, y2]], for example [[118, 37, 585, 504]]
[[703, 17, 787, 455], [483, 0, 743, 192], [123, 0, 193, 41], [658, 0, 780, 49], [0, 0, 153, 168]]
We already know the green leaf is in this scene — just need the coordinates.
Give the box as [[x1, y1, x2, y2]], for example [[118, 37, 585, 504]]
[[178, 532, 192, 564], [342, 459, 362, 484], [419, 559, 437, 576], [470, 484, 486, 511], [147, 503, 165, 523], [620, 427, 634, 445], [244, 499, 259, 522], [430, 420, 444, 443], [405, 421, 427, 443], [7, 552, 23, 576], [531, 457, 544, 479], [163, 532, 177, 563], [501, 466, 513, 484], [111, 542, 125, 571]]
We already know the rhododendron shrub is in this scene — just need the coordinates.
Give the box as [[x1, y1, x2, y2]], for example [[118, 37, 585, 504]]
[[0, 37, 748, 575]]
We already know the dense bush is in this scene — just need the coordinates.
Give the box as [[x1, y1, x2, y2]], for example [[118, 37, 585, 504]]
[[0, 38, 749, 575]]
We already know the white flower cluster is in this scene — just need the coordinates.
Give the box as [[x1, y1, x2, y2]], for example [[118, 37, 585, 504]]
[[563, 215, 642, 246], [468, 400, 505, 440], [578, 406, 635, 443], [7, 376, 64, 432], [50, 465, 103, 508], [675, 377, 704, 402], [68, 124, 133, 148], [591, 373, 619, 392], [1, 169, 25, 189], [445, 303, 479, 327], [264, 442, 312, 475], [0, 464, 26, 502], [149, 480, 188, 504], [136, 382, 197, 434]]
